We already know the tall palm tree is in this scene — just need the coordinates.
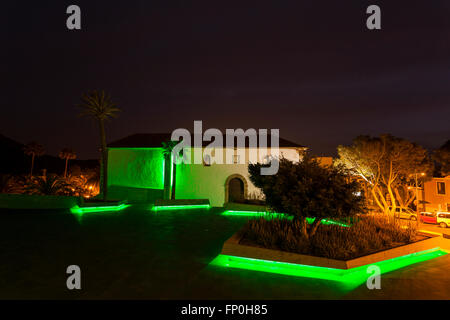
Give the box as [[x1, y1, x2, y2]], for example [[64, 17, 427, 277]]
[[23, 141, 45, 177], [78, 90, 120, 200], [59, 148, 77, 178]]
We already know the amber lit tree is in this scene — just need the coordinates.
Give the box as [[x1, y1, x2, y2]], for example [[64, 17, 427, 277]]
[[78, 90, 120, 200], [23, 141, 45, 177], [59, 148, 77, 178], [336, 135, 433, 215]]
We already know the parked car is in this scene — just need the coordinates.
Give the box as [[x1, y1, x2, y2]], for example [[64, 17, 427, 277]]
[[420, 212, 437, 224], [437, 212, 450, 228], [390, 206, 417, 220]]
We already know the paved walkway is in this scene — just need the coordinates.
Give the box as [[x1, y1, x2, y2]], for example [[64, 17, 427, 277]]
[[0, 207, 449, 299]]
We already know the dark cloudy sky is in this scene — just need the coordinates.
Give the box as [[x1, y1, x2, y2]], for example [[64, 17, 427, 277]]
[[3, 1, 450, 159]]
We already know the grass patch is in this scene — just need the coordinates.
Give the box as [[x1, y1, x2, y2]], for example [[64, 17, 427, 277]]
[[239, 215, 419, 260]]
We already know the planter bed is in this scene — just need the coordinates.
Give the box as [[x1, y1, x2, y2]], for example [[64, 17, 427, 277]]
[[221, 209, 350, 227], [210, 230, 448, 286]]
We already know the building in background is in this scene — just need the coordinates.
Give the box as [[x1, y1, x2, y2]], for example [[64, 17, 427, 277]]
[[106, 133, 306, 206], [422, 176, 450, 212]]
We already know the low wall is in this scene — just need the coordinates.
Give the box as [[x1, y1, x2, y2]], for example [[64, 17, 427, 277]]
[[107, 185, 163, 203], [221, 229, 447, 270], [155, 199, 210, 206], [0, 193, 82, 210], [224, 202, 267, 212]]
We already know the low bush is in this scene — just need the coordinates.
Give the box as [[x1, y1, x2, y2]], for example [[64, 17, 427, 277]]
[[239, 215, 418, 260]]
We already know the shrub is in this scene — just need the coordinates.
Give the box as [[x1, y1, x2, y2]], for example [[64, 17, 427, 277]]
[[239, 215, 417, 260], [248, 156, 366, 239]]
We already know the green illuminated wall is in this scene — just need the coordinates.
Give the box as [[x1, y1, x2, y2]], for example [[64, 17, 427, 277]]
[[107, 148, 165, 189]]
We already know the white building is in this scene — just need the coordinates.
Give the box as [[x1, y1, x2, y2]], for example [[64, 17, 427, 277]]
[[106, 133, 305, 207]]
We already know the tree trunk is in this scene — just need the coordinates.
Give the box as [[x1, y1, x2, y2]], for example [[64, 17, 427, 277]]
[[299, 216, 308, 240], [375, 186, 390, 214], [163, 155, 171, 200], [64, 158, 69, 178], [387, 183, 397, 215], [309, 218, 322, 237], [371, 187, 385, 213], [30, 154, 35, 177], [171, 162, 176, 199], [99, 119, 108, 201]]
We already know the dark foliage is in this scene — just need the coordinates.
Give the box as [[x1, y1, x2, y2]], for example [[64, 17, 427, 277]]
[[248, 156, 366, 221]]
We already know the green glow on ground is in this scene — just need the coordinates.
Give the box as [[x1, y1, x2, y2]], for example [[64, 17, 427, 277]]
[[152, 204, 211, 211], [70, 203, 131, 214], [210, 248, 447, 287], [222, 210, 350, 227]]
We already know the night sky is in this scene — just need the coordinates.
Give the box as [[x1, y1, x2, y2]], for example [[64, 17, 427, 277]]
[[3, 1, 450, 159]]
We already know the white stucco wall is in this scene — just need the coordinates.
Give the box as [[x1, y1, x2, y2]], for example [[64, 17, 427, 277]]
[[107, 146, 301, 206], [174, 147, 300, 207]]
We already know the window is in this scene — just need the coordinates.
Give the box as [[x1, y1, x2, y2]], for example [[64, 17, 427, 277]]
[[437, 182, 446, 195], [447, 203, 450, 212]]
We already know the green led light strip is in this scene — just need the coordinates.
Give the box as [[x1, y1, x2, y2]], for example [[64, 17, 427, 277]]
[[152, 204, 211, 211], [222, 210, 350, 227], [222, 210, 289, 218], [70, 203, 130, 214], [210, 248, 447, 286]]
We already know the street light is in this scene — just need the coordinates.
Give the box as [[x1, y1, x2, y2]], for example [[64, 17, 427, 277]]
[[409, 171, 425, 228]]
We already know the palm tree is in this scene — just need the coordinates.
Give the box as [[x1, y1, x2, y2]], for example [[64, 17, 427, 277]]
[[26, 174, 70, 195], [78, 90, 120, 200], [23, 141, 45, 177], [59, 148, 77, 178]]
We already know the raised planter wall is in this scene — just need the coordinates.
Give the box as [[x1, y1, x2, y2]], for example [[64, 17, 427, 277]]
[[155, 199, 210, 206], [222, 229, 447, 270], [0, 193, 82, 210]]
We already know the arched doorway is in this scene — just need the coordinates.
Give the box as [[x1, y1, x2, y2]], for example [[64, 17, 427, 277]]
[[229, 178, 244, 202], [224, 174, 248, 203]]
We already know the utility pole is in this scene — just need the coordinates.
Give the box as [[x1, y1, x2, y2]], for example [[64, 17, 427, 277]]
[[411, 171, 425, 228]]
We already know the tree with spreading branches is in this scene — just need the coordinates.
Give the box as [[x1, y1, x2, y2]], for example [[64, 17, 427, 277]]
[[336, 134, 433, 215]]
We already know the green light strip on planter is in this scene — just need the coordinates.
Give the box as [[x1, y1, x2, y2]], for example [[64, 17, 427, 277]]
[[70, 203, 130, 214], [152, 204, 211, 211], [210, 248, 447, 285], [222, 210, 289, 218], [222, 210, 350, 227]]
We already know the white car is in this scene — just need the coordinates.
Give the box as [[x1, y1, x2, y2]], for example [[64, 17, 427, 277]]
[[390, 207, 417, 220], [437, 212, 450, 228]]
